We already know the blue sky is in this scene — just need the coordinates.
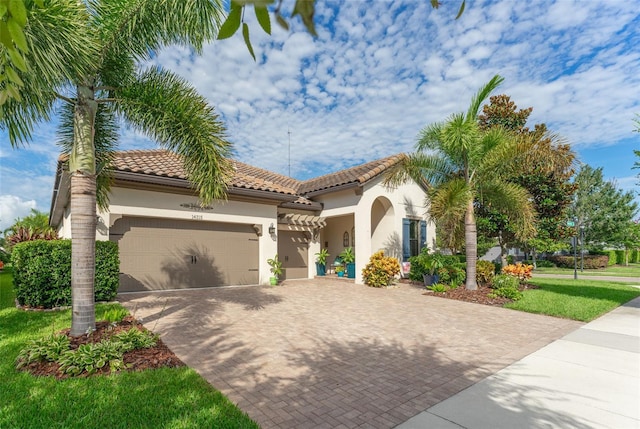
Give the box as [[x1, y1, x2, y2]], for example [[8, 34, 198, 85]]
[[1, 0, 639, 233]]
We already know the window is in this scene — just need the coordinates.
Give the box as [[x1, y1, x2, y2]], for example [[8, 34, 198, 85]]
[[402, 218, 427, 261], [351, 227, 355, 247], [343, 231, 349, 247]]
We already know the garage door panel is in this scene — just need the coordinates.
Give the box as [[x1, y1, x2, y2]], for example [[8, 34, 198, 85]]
[[111, 217, 259, 292], [278, 231, 309, 280]]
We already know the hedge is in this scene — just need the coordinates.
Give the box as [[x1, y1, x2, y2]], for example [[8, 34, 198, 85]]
[[11, 240, 119, 308], [548, 255, 609, 269]]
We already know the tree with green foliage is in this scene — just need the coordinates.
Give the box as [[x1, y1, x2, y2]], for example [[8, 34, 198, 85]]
[[570, 164, 638, 249], [1, 1, 233, 336], [476, 95, 576, 265], [386, 75, 538, 290], [218, 0, 467, 60]]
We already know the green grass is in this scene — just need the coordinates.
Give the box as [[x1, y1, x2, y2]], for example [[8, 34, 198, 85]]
[[534, 263, 640, 278], [505, 277, 640, 322], [0, 269, 259, 429]]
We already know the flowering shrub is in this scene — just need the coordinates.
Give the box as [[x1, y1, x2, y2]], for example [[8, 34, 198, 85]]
[[488, 274, 523, 300], [501, 263, 533, 282], [362, 251, 400, 288]]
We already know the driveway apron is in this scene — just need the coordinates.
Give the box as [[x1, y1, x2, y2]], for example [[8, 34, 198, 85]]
[[119, 279, 582, 429]]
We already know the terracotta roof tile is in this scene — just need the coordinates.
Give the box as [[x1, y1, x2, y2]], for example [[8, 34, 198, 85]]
[[298, 154, 405, 194], [111, 150, 298, 196], [108, 150, 405, 199]]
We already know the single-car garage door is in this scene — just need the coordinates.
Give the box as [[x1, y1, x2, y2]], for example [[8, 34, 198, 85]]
[[110, 217, 259, 292]]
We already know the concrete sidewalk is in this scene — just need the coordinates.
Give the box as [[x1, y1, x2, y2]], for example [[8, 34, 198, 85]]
[[397, 297, 640, 429], [533, 273, 640, 283]]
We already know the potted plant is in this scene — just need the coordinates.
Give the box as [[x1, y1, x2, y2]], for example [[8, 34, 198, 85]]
[[267, 254, 283, 285], [315, 248, 330, 276], [423, 252, 444, 286], [336, 265, 345, 277], [339, 247, 356, 278]]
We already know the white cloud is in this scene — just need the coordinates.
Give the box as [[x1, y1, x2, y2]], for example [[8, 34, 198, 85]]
[[0, 195, 37, 234]]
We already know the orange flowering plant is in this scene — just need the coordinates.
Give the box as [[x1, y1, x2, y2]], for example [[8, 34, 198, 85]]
[[501, 263, 533, 283]]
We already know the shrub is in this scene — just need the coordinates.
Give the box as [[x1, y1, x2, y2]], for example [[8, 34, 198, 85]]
[[488, 274, 523, 301], [11, 240, 120, 308], [631, 250, 639, 264], [476, 260, 495, 286], [408, 248, 440, 282], [501, 263, 533, 283], [615, 250, 625, 265], [607, 250, 617, 266], [437, 265, 466, 287], [548, 255, 608, 269], [427, 283, 448, 293], [98, 305, 129, 323], [362, 251, 400, 287]]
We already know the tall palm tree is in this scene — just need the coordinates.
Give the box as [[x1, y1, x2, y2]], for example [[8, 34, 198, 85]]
[[387, 75, 537, 290], [1, 1, 233, 335]]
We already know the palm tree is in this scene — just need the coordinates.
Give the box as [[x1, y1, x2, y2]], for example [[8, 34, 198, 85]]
[[1, 1, 233, 335], [387, 75, 537, 290]]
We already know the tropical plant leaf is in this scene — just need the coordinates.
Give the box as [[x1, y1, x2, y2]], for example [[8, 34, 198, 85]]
[[242, 23, 256, 61], [0, 3, 7, 18], [276, 13, 289, 30], [9, 0, 28, 26], [292, 0, 317, 37], [217, 4, 242, 40], [8, 48, 28, 72], [0, 21, 13, 47], [5, 65, 24, 86], [455, 0, 466, 19], [7, 17, 28, 51], [255, 5, 271, 35]]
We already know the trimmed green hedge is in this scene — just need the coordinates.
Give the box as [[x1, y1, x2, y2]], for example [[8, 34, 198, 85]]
[[548, 254, 609, 269], [11, 240, 119, 308]]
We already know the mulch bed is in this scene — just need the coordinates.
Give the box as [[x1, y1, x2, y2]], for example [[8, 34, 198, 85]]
[[421, 283, 539, 306], [19, 316, 184, 379]]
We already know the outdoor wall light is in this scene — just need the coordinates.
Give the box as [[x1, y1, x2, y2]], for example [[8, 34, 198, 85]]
[[269, 223, 276, 235]]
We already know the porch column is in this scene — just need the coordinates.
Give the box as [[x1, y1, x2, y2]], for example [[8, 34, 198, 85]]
[[354, 209, 371, 284]]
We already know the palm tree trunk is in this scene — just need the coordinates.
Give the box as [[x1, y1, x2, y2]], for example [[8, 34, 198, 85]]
[[464, 198, 478, 290], [70, 173, 97, 336], [69, 86, 98, 336]]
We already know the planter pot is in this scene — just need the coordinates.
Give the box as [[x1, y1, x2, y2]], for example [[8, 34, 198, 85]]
[[269, 277, 278, 286], [316, 262, 326, 276], [423, 274, 439, 286], [337, 271, 345, 277], [346, 263, 356, 278]]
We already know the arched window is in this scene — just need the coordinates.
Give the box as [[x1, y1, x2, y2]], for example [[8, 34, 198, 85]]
[[343, 231, 349, 247]]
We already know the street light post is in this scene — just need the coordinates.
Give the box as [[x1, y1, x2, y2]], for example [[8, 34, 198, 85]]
[[580, 225, 585, 272], [567, 219, 577, 280]]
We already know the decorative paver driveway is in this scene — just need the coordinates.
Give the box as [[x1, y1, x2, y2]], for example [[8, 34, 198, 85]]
[[119, 279, 582, 428]]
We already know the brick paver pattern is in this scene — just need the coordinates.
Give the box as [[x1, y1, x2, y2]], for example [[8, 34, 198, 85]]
[[119, 279, 582, 428]]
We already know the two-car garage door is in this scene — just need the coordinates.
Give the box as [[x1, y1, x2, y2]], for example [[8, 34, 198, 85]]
[[110, 217, 259, 292]]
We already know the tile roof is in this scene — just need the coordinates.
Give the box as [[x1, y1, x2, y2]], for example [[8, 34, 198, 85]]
[[59, 150, 406, 204], [298, 154, 405, 195], [111, 150, 299, 196]]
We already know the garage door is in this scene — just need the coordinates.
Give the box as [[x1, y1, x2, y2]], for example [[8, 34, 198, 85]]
[[278, 231, 308, 280], [110, 217, 259, 292]]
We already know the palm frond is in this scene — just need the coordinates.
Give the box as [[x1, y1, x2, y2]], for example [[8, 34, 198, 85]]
[[0, 1, 97, 145], [116, 67, 233, 204], [478, 180, 536, 240], [92, 0, 225, 70], [428, 178, 470, 250], [466, 74, 504, 121], [383, 152, 457, 189]]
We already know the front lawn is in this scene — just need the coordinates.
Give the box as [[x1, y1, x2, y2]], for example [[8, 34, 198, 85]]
[[534, 263, 640, 278], [506, 277, 640, 322], [0, 269, 259, 429]]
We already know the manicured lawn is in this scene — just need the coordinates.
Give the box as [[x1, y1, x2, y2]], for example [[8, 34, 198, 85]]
[[0, 269, 259, 429], [534, 263, 640, 278], [506, 277, 640, 322]]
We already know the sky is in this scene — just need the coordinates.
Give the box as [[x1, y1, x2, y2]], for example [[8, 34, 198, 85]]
[[1, 0, 639, 233]]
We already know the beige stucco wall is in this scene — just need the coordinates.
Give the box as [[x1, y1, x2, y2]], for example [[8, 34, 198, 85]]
[[316, 176, 433, 284]]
